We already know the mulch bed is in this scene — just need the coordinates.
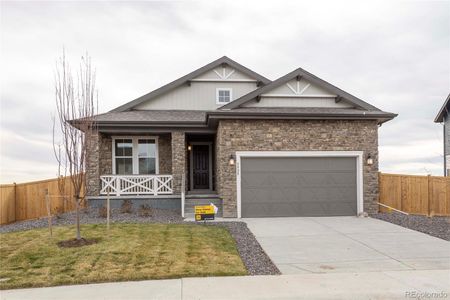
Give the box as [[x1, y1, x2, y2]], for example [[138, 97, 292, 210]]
[[57, 238, 99, 248], [0, 208, 280, 275], [371, 212, 450, 241]]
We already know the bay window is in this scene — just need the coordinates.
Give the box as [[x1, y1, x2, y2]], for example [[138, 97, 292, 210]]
[[112, 137, 158, 175]]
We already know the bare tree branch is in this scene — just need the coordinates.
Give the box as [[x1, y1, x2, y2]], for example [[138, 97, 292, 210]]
[[53, 50, 97, 240]]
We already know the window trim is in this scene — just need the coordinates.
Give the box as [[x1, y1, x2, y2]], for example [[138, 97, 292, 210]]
[[216, 88, 233, 104], [112, 136, 159, 175]]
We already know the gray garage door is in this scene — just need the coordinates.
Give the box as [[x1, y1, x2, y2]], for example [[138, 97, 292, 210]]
[[241, 157, 357, 217]]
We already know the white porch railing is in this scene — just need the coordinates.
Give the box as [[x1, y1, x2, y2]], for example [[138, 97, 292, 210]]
[[100, 175, 173, 196]]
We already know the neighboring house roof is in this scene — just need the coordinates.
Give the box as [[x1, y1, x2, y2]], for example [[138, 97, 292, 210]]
[[219, 66, 380, 111], [434, 93, 450, 123], [110, 56, 271, 113]]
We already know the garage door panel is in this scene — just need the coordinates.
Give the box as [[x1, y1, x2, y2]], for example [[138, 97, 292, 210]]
[[241, 157, 357, 217], [242, 201, 356, 217], [243, 172, 355, 187]]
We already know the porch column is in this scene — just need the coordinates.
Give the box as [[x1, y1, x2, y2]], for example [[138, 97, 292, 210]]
[[171, 131, 186, 194], [85, 130, 100, 196]]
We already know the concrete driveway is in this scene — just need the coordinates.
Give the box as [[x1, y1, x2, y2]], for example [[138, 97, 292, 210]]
[[244, 216, 450, 274]]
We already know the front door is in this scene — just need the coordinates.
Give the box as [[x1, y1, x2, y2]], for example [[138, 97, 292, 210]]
[[192, 144, 210, 190]]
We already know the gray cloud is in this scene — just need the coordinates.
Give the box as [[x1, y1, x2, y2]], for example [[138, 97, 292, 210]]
[[1, 0, 449, 182]]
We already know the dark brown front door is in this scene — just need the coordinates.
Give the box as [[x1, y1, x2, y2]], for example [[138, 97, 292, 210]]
[[193, 145, 210, 190]]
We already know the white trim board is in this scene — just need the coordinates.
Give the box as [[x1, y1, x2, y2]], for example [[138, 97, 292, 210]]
[[235, 151, 364, 218], [260, 94, 337, 98], [190, 79, 257, 83]]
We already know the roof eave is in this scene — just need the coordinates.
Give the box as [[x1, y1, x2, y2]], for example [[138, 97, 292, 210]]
[[207, 111, 397, 126], [434, 93, 450, 123]]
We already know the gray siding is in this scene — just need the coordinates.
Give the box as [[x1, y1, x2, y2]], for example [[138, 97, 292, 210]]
[[242, 78, 354, 109], [263, 78, 332, 95], [444, 114, 450, 156], [243, 97, 353, 108], [195, 67, 255, 80], [134, 81, 258, 110], [444, 114, 450, 175], [134, 65, 260, 111]]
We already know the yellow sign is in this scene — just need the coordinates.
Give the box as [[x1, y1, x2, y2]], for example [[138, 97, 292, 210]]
[[195, 204, 215, 221], [195, 205, 214, 215]]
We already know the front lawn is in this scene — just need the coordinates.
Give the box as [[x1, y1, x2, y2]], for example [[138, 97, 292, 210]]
[[0, 223, 247, 289]]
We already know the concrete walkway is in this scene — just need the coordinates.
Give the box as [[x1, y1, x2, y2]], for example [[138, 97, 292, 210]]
[[244, 216, 450, 274], [2, 270, 449, 300]]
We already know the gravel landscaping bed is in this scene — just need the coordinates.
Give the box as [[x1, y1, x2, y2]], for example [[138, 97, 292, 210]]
[[0, 208, 280, 276], [0, 208, 183, 234], [371, 212, 450, 241], [204, 222, 280, 275]]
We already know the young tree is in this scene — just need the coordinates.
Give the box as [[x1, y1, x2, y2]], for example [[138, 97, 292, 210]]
[[53, 51, 97, 240]]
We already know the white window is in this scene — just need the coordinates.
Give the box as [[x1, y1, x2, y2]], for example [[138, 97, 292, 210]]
[[216, 88, 232, 104], [112, 136, 159, 175]]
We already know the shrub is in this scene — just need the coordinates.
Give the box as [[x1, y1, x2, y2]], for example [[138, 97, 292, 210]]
[[139, 204, 153, 217], [121, 199, 133, 214], [98, 205, 108, 218]]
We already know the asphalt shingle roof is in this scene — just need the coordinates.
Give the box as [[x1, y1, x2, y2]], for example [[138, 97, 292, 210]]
[[90, 107, 396, 124], [93, 110, 208, 123]]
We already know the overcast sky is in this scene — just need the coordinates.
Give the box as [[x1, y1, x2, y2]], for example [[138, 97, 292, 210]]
[[0, 0, 449, 183]]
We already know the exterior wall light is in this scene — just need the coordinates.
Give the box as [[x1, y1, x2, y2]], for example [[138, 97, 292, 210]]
[[367, 154, 374, 166], [187, 145, 192, 151], [229, 154, 235, 166]]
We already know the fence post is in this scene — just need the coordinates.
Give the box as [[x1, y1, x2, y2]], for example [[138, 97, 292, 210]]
[[181, 174, 185, 218], [400, 175, 407, 213], [427, 175, 431, 217], [45, 189, 52, 237], [13, 182, 17, 223], [378, 172, 382, 212], [107, 190, 110, 231]]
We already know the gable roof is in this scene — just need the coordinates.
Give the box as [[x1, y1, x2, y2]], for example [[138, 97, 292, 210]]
[[110, 56, 271, 112], [219, 66, 380, 111], [434, 93, 450, 123]]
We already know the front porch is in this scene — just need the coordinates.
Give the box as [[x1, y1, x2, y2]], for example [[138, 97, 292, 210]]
[[86, 131, 221, 216]]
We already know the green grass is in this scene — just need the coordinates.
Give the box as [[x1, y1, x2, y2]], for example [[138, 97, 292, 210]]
[[0, 223, 247, 289]]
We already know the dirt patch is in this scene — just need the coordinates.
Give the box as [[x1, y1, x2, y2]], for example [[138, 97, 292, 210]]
[[320, 265, 335, 270], [57, 238, 99, 248]]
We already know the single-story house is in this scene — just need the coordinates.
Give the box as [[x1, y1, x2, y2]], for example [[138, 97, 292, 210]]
[[81, 56, 397, 218], [434, 93, 450, 176]]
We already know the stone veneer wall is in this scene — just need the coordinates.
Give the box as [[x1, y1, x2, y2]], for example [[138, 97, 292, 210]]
[[215, 119, 379, 217], [171, 131, 186, 194], [86, 133, 173, 196], [158, 134, 172, 174], [86, 131, 100, 197], [86, 132, 112, 196]]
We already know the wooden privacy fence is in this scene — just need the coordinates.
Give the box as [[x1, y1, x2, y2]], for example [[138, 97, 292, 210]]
[[0, 176, 84, 225], [379, 173, 450, 216]]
